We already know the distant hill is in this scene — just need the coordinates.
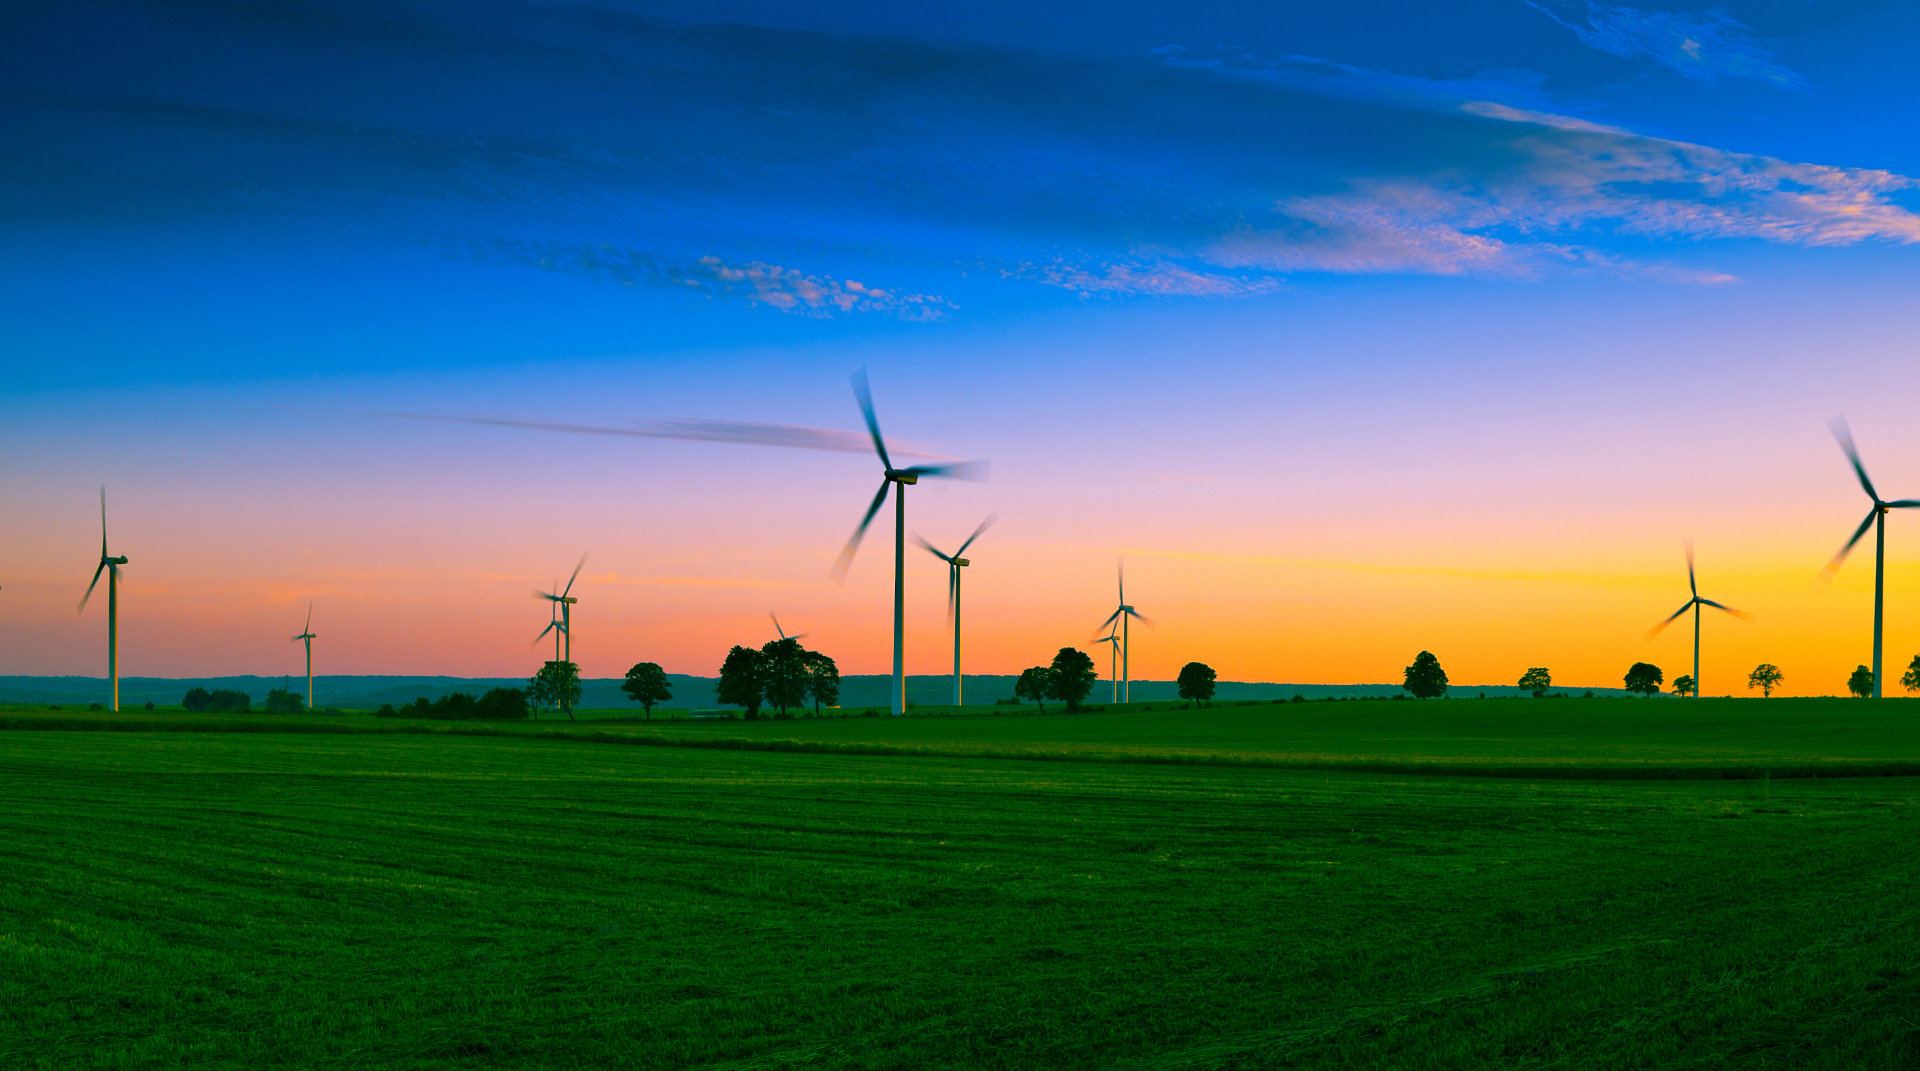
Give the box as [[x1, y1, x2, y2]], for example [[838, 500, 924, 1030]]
[[0, 675, 1660, 709]]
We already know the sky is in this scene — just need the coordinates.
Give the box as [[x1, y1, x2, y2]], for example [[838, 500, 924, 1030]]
[[6, 0, 1920, 696]]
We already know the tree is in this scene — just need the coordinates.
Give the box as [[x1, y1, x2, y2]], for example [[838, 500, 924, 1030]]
[[1048, 648, 1097, 712], [1014, 666, 1054, 711], [1848, 664, 1875, 698], [1748, 663, 1783, 698], [264, 686, 303, 714], [1518, 667, 1552, 698], [1902, 654, 1920, 693], [1623, 662, 1663, 698], [1177, 662, 1217, 707], [802, 650, 840, 715], [1403, 651, 1448, 699], [530, 661, 582, 719], [716, 645, 767, 719], [761, 637, 809, 717], [475, 688, 529, 720], [621, 663, 672, 718], [1671, 675, 1696, 697]]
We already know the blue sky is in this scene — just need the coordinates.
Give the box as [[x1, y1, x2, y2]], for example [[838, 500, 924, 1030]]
[[6, 1, 1920, 691]]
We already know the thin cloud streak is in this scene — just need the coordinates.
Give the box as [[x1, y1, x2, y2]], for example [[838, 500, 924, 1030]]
[[364, 412, 956, 460]]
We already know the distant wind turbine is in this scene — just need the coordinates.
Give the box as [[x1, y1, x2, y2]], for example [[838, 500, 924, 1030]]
[[1093, 627, 1121, 703], [1648, 540, 1749, 697], [1095, 559, 1150, 704], [833, 370, 985, 716], [77, 487, 129, 711], [534, 556, 585, 663], [291, 603, 317, 709], [1824, 417, 1920, 698], [770, 613, 808, 643], [915, 512, 998, 707]]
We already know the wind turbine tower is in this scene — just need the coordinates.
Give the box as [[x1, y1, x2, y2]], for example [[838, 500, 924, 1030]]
[[78, 487, 129, 711], [916, 512, 997, 706], [1825, 418, 1920, 698], [833, 370, 983, 716], [1093, 627, 1121, 703], [534, 556, 585, 663], [1648, 541, 1749, 697], [1096, 559, 1150, 704], [292, 603, 318, 709]]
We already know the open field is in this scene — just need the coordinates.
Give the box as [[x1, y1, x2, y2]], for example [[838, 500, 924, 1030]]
[[2, 710, 1918, 1069]]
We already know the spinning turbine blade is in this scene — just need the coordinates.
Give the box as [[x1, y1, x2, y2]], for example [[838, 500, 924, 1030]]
[[1829, 416, 1880, 502], [1685, 539, 1696, 598], [1125, 606, 1154, 626], [1646, 599, 1696, 638], [562, 554, 586, 598], [532, 621, 557, 645], [770, 612, 786, 640], [947, 564, 957, 624], [1697, 598, 1753, 620], [1095, 607, 1122, 637], [79, 561, 105, 612], [99, 486, 108, 556], [913, 534, 954, 562], [832, 478, 892, 580], [897, 461, 989, 482], [850, 368, 893, 472], [1826, 507, 1879, 574], [1886, 499, 1920, 509], [954, 512, 999, 557], [304, 602, 312, 634]]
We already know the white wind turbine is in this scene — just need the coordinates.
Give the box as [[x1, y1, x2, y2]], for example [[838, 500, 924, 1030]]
[[1648, 541, 1749, 697], [291, 603, 318, 709], [915, 512, 998, 707], [78, 487, 129, 711], [1094, 559, 1150, 704], [833, 369, 985, 716], [1825, 417, 1920, 698], [534, 556, 585, 664]]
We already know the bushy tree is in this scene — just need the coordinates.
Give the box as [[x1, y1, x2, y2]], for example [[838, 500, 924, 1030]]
[[183, 687, 251, 713], [1671, 674, 1696, 697], [802, 650, 840, 715], [761, 637, 809, 717], [1903, 655, 1920, 694], [264, 687, 303, 714], [1048, 648, 1097, 712], [1014, 666, 1054, 711], [1848, 664, 1874, 698], [1748, 663, 1783, 698], [1403, 651, 1448, 699], [1177, 661, 1217, 707], [1518, 667, 1552, 698], [622, 662, 672, 718], [1624, 662, 1663, 698], [716, 645, 767, 719], [474, 688, 529, 720], [530, 660, 583, 719]]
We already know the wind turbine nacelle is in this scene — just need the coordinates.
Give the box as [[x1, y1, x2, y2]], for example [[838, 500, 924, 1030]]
[[953, 558, 969, 567], [561, 597, 578, 604], [887, 471, 919, 485]]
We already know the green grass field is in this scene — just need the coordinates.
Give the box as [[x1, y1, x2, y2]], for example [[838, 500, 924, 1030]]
[[2, 699, 1916, 1068]]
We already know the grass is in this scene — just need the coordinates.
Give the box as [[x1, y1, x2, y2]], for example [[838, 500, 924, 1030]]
[[1, 704, 1917, 1067]]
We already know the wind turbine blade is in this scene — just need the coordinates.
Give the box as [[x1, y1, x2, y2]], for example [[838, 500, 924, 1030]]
[[850, 368, 893, 472], [1829, 416, 1880, 502], [304, 602, 312, 633], [954, 511, 999, 556], [1824, 507, 1879, 575], [831, 478, 892, 581], [1697, 598, 1753, 621], [99, 486, 108, 555], [1685, 539, 1696, 598], [291, 634, 303, 643], [770, 612, 786, 639], [534, 589, 556, 601], [897, 461, 989, 482], [1095, 608, 1122, 637], [78, 561, 106, 612], [532, 622, 557, 645], [948, 564, 957, 625], [1646, 600, 1695, 638], [913, 533, 954, 561], [1117, 558, 1124, 605], [562, 554, 586, 598], [1126, 607, 1154, 626], [1885, 499, 1920, 509]]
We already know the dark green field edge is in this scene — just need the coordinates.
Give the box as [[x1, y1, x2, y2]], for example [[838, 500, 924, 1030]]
[[5, 714, 1919, 782]]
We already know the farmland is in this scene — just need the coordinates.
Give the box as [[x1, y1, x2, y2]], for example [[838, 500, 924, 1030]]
[[1, 702, 1916, 1068]]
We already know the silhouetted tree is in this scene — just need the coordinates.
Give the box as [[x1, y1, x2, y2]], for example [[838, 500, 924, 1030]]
[[1902, 655, 1920, 694], [1015, 666, 1054, 711], [716, 645, 767, 719], [1848, 664, 1875, 698], [1403, 651, 1448, 699], [1748, 663, 1783, 698], [1671, 674, 1696, 697], [761, 637, 809, 717], [264, 687, 303, 714], [1623, 662, 1663, 698], [475, 688, 529, 720], [802, 650, 840, 715], [530, 660, 582, 719], [621, 662, 672, 718], [1177, 661, 1217, 707], [1518, 667, 1552, 698], [1048, 647, 1097, 712]]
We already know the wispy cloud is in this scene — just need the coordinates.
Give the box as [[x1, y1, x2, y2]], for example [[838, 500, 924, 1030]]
[[367, 412, 955, 462], [1527, 1, 1808, 88], [1007, 257, 1282, 298], [1151, 44, 1559, 114]]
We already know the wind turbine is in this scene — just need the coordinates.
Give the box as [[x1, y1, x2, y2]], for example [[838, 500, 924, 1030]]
[[1095, 559, 1150, 704], [915, 512, 998, 707], [1648, 540, 1749, 697], [534, 555, 585, 664], [770, 613, 808, 643], [291, 603, 317, 709], [77, 487, 128, 711], [533, 589, 568, 662], [1824, 417, 1920, 698], [833, 369, 984, 716], [1093, 627, 1121, 703]]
